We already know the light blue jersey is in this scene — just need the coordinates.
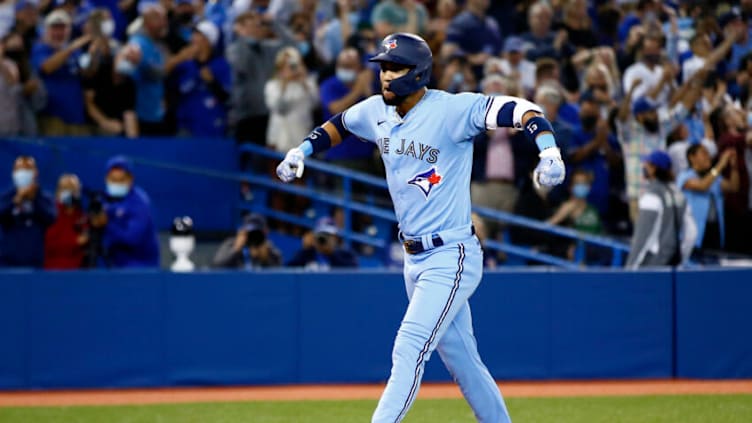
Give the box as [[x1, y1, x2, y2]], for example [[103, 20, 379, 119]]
[[343, 90, 535, 236], [277, 32, 560, 423], [341, 89, 545, 423]]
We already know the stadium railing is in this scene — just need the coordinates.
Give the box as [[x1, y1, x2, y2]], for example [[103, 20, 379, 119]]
[[239, 144, 630, 269]]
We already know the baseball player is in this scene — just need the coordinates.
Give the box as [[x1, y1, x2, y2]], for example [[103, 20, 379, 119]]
[[277, 33, 564, 423]]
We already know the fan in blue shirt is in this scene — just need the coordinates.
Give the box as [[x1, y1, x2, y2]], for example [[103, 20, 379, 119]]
[[172, 21, 231, 137], [32, 11, 89, 128]]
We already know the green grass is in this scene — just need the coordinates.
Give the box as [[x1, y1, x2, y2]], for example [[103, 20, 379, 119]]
[[0, 395, 750, 422]]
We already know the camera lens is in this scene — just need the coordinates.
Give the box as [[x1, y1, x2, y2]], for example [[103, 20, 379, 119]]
[[247, 229, 265, 247], [316, 235, 328, 246]]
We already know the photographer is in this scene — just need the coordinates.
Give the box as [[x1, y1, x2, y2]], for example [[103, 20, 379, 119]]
[[212, 213, 283, 269], [287, 217, 358, 270], [89, 155, 160, 268]]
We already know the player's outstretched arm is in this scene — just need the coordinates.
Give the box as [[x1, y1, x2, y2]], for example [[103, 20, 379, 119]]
[[276, 113, 349, 182], [485, 94, 566, 187], [519, 110, 566, 188]]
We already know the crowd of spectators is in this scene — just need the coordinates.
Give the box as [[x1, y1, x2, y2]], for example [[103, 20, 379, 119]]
[[2, 0, 752, 268]]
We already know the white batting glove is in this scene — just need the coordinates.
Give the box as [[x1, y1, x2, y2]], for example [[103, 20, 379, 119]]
[[533, 147, 565, 188], [276, 148, 305, 183]]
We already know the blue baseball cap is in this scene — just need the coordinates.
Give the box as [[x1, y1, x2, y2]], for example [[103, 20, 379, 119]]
[[106, 155, 133, 174], [14, 0, 36, 12], [631, 97, 657, 115], [503, 36, 524, 54], [239, 213, 266, 232], [643, 150, 672, 171], [314, 216, 339, 236], [138, 0, 164, 14]]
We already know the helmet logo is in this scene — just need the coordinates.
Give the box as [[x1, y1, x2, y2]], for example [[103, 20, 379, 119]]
[[384, 39, 398, 51]]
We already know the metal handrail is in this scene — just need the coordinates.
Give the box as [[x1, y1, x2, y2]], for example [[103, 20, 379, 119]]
[[242, 173, 397, 222], [484, 240, 581, 270], [239, 143, 630, 267], [472, 206, 630, 252], [239, 144, 389, 189]]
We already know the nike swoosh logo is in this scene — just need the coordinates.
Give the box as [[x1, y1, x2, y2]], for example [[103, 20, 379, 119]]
[[377, 120, 386, 125]]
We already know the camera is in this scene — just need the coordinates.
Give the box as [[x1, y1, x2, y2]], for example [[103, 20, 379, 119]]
[[87, 192, 104, 214], [315, 234, 329, 246], [247, 229, 266, 247], [81, 189, 106, 267]]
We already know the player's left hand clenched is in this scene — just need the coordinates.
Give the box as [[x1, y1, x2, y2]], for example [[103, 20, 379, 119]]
[[533, 147, 565, 187], [276, 148, 305, 182]]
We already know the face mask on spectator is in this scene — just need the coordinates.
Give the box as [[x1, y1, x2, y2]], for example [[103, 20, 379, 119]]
[[115, 58, 136, 76], [58, 189, 74, 205], [78, 53, 92, 69], [106, 182, 130, 198], [572, 183, 590, 199], [101, 19, 115, 37], [336, 68, 357, 84], [452, 72, 464, 85], [297, 41, 310, 57], [12, 169, 34, 189]]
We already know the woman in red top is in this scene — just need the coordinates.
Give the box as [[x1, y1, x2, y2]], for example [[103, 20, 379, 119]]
[[44, 174, 88, 269]]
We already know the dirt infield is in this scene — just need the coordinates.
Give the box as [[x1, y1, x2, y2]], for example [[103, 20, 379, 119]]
[[1, 380, 750, 407]]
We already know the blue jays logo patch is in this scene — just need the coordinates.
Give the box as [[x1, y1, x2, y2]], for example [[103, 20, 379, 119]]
[[408, 167, 442, 198], [384, 39, 398, 51]]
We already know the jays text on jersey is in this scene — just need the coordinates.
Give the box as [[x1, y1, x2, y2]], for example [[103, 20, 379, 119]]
[[343, 90, 540, 236]]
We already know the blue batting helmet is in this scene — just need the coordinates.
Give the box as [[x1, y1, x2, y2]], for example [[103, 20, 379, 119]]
[[369, 33, 432, 96]]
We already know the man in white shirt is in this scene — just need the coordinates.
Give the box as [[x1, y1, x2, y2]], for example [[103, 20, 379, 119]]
[[623, 34, 672, 106]]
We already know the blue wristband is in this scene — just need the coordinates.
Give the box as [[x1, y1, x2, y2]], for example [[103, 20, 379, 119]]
[[523, 115, 556, 151], [535, 133, 556, 152], [299, 140, 313, 156], [298, 127, 332, 156]]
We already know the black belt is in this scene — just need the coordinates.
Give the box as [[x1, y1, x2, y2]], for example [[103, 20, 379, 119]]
[[401, 226, 475, 255]]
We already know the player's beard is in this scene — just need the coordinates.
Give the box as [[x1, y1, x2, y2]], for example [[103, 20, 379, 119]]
[[382, 90, 409, 106], [383, 94, 408, 106]]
